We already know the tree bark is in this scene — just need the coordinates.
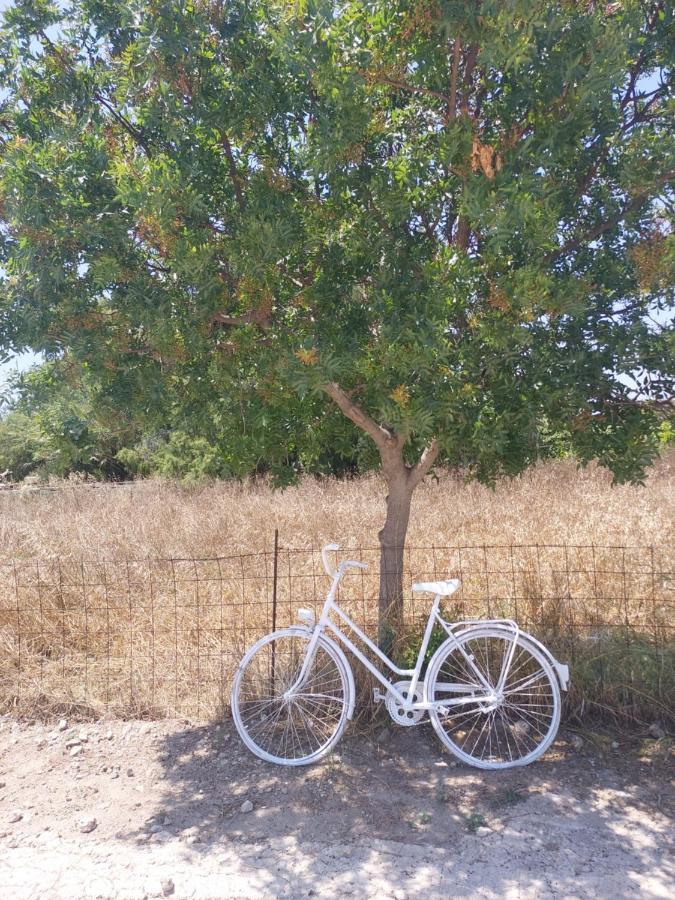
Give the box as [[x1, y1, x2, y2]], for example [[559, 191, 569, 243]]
[[378, 464, 413, 649], [377, 439, 440, 649]]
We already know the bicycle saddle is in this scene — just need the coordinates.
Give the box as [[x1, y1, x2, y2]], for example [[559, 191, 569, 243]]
[[412, 579, 461, 596]]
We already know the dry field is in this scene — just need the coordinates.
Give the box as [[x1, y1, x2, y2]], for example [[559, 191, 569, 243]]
[[0, 457, 673, 726], [1, 456, 674, 559]]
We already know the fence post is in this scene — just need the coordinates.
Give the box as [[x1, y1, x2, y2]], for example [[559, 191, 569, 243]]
[[271, 529, 279, 694]]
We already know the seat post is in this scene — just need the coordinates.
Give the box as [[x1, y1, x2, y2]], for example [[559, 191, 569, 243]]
[[408, 592, 442, 697]]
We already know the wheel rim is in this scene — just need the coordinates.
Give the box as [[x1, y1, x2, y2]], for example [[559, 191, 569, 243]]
[[234, 633, 348, 763], [429, 632, 559, 767]]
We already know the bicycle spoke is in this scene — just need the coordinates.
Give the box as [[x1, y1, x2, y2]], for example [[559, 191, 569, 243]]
[[429, 630, 560, 769], [234, 633, 348, 763]]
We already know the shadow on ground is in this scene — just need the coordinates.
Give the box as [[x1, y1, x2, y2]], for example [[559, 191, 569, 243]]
[[117, 719, 673, 897]]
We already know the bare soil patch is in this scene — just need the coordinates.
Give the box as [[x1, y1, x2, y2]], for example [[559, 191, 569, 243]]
[[0, 715, 672, 899]]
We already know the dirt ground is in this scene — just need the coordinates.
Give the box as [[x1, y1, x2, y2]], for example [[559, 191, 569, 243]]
[[0, 714, 672, 899]]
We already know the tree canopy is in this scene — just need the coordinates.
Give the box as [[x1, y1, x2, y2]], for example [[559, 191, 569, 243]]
[[1, 0, 673, 622]]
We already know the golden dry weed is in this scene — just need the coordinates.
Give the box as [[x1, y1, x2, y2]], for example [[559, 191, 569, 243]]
[[1, 455, 672, 559]]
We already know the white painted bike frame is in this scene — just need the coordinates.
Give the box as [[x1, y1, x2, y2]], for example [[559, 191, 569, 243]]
[[286, 545, 521, 713]]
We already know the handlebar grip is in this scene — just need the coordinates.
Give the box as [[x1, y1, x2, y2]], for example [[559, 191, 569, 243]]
[[344, 560, 368, 570]]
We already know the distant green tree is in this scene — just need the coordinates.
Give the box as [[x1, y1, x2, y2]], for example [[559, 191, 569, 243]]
[[0, 408, 45, 480], [1, 1, 673, 636], [1, 362, 137, 479]]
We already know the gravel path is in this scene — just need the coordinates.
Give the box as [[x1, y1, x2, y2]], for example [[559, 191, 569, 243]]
[[0, 716, 672, 899]]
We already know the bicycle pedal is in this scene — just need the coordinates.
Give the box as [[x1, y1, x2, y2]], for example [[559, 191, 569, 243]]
[[373, 688, 387, 703]]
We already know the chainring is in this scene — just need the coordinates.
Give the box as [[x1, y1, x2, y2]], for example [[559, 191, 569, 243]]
[[385, 680, 426, 726]]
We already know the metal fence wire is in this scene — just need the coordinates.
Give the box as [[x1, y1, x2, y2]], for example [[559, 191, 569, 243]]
[[0, 540, 672, 725]]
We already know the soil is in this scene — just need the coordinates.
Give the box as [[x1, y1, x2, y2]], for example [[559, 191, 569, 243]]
[[0, 715, 672, 899]]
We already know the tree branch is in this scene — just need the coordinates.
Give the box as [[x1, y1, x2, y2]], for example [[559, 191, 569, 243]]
[[37, 29, 154, 158], [549, 170, 674, 261], [210, 310, 270, 331], [361, 72, 448, 105], [408, 439, 440, 488], [447, 37, 461, 122], [220, 133, 246, 211], [93, 91, 153, 158], [455, 214, 470, 250], [322, 382, 399, 455], [460, 44, 480, 116]]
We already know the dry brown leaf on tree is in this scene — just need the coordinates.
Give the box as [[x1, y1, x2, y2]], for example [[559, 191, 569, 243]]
[[471, 138, 502, 180]]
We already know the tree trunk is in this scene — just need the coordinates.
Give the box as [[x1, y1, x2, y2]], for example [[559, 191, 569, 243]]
[[319, 383, 439, 650], [378, 467, 414, 650]]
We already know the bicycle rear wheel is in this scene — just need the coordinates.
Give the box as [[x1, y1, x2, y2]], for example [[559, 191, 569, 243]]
[[231, 628, 351, 766], [426, 626, 561, 769]]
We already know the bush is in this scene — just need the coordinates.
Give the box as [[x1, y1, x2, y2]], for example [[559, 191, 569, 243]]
[[117, 431, 232, 481]]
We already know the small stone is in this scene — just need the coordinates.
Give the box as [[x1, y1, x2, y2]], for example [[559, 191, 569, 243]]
[[240, 799, 254, 813], [78, 817, 97, 834], [185, 834, 201, 846], [8, 812, 22, 824], [570, 734, 584, 751], [58, 719, 68, 732], [161, 878, 175, 896], [70, 745, 83, 757], [65, 738, 81, 748], [106, 731, 114, 741], [150, 830, 173, 843], [78, 731, 88, 743], [611, 741, 620, 750], [162, 816, 171, 826], [126, 768, 134, 777], [476, 826, 492, 837], [648, 722, 665, 740], [0, 782, 5, 789]]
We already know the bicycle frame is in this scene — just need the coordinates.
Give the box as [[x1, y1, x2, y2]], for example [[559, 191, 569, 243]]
[[287, 558, 520, 713]]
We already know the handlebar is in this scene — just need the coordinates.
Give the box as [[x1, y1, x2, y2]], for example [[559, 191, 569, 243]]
[[321, 543, 340, 577], [321, 543, 369, 579]]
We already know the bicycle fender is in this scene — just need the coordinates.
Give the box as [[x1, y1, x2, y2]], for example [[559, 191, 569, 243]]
[[520, 632, 570, 691], [451, 623, 570, 692]]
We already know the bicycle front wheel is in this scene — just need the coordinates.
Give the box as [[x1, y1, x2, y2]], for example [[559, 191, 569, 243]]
[[426, 626, 561, 769], [231, 628, 352, 766]]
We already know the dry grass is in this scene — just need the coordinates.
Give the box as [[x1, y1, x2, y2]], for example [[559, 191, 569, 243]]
[[2, 455, 674, 559], [0, 456, 673, 727]]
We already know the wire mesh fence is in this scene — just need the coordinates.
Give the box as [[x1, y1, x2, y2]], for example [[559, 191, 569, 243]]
[[0, 541, 672, 725]]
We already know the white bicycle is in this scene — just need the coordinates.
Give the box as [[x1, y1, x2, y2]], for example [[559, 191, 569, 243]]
[[231, 543, 569, 770]]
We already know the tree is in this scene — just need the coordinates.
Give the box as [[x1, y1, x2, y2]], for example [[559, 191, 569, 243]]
[[1, 1, 673, 641], [0, 362, 138, 479]]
